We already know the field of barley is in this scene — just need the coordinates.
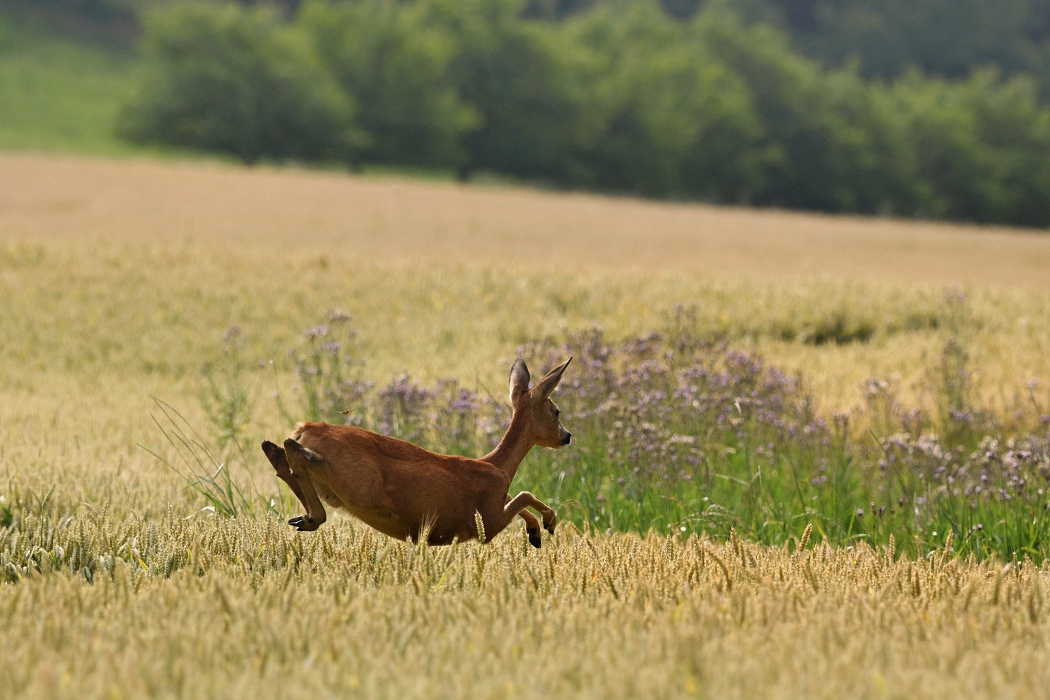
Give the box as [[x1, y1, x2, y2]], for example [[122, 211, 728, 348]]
[[3, 151, 1050, 698]]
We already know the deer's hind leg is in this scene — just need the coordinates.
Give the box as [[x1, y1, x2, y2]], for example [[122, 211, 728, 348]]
[[261, 441, 310, 513], [282, 439, 328, 532]]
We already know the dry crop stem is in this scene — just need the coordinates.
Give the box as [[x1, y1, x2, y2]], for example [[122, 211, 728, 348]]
[[4, 152, 1050, 697]]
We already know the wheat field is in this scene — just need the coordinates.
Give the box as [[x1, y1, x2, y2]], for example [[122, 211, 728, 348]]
[[3, 152, 1050, 698], [4, 512, 1049, 700]]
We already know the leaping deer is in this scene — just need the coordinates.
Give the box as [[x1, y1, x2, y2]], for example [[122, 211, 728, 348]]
[[261, 357, 572, 547]]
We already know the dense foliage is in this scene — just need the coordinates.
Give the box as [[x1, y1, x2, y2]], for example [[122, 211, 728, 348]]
[[529, 0, 1050, 96], [749, 0, 1050, 91], [114, 0, 1050, 226]]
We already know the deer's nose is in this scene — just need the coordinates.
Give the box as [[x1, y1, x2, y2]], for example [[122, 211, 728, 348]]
[[561, 433, 572, 445]]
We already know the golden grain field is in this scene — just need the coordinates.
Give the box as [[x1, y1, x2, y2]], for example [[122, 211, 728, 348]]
[[5, 514, 1049, 700], [2, 152, 1050, 699]]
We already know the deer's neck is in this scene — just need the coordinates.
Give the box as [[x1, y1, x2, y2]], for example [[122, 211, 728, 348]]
[[480, 405, 533, 481]]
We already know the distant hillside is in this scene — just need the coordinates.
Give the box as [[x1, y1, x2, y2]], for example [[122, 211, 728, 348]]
[[10, 0, 1050, 89], [540, 0, 1050, 97]]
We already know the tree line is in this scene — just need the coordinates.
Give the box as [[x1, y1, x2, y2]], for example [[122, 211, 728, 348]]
[[114, 0, 1050, 227]]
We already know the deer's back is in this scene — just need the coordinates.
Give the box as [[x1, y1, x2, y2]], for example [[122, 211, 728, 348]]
[[291, 422, 509, 537]]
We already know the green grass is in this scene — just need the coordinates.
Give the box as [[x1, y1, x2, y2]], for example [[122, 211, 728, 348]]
[[0, 12, 139, 155], [0, 14, 495, 175]]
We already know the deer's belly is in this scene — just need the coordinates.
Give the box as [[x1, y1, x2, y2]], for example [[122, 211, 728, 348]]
[[315, 481, 348, 510], [349, 507, 414, 540], [312, 481, 413, 540]]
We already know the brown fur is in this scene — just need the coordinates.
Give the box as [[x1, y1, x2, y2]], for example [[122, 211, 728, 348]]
[[261, 358, 572, 547]]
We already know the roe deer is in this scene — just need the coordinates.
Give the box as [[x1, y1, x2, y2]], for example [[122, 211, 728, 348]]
[[261, 357, 572, 547]]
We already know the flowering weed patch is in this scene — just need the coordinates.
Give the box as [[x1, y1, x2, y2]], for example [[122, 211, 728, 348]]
[[277, 312, 1050, 561]]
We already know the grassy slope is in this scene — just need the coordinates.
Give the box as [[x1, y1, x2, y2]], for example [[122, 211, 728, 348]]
[[0, 12, 138, 155]]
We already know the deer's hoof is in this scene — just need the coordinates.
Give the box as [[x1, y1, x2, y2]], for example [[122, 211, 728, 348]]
[[288, 515, 320, 532], [544, 518, 557, 536], [527, 528, 542, 549]]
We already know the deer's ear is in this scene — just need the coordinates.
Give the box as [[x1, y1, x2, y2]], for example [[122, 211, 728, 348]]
[[509, 359, 531, 405], [532, 357, 572, 401]]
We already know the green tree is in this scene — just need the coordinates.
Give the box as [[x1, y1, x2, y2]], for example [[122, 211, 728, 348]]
[[891, 69, 1050, 226], [561, 2, 768, 199], [694, 10, 920, 214], [118, 2, 358, 164], [301, 0, 477, 170], [417, 0, 591, 181]]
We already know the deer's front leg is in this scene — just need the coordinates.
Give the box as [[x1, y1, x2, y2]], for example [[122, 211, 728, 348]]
[[506, 494, 543, 548], [282, 439, 327, 532], [503, 491, 557, 538]]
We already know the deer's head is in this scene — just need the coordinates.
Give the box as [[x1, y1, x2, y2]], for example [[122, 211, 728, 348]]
[[509, 357, 573, 448]]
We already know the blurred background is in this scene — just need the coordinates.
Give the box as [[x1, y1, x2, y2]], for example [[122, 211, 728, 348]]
[[3, 0, 1050, 227]]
